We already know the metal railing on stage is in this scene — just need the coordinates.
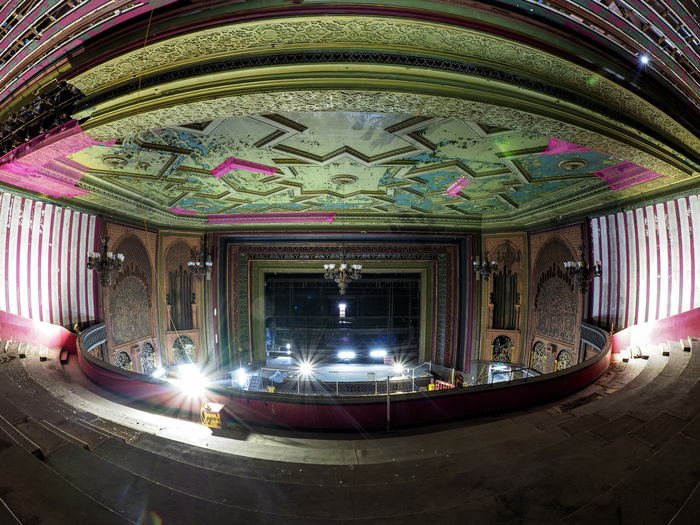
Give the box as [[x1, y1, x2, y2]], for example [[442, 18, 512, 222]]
[[245, 364, 434, 396]]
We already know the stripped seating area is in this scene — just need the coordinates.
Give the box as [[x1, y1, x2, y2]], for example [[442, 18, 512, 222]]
[[0, 332, 699, 524]]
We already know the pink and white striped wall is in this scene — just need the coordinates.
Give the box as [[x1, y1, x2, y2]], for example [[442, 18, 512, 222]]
[[589, 194, 700, 330], [0, 191, 100, 328]]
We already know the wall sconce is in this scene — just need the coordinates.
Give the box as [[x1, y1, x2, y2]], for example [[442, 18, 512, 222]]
[[474, 252, 498, 281]]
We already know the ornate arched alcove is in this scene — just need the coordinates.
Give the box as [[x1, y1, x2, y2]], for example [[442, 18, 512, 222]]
[[104, 230, 158, 372]]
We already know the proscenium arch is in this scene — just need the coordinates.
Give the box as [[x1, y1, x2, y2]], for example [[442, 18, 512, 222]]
[[247, 260, 436, 365]]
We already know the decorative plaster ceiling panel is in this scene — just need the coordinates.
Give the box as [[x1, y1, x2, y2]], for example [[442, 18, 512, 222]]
[[66, 112, 639, 223]]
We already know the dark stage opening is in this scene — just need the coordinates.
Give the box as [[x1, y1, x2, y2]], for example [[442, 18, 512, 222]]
[[264, 273, 421, 365]]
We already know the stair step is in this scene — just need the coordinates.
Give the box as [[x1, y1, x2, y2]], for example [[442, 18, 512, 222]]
[[0, 487, 21, 524], [641, 345, 651, 359], [621, 348, 631, 362], [681, 338, 692, 352], [668, 340, 683, 353], [40, 419, 93, 451], [14, 418, 66, 456], [0, 445, 130, 524], [0, 391, 28, 426], [59, 349, 68, 363], [559, 435, 700, 524], [47, 418, 112, 451], [45, 442, 326, 524], [0, 340, 9, 353], [83, 417, 138, 443], [660, 343, 670, 356], [0, 416, 42, 458], [38, 346, 48, 361], [6, 342, 19, 354], [17, 343, 26, 358]]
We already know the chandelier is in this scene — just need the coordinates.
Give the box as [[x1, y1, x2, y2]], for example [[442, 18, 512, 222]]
[[473, 252, 498, 281], [324, 246, 362, 294], [188, 251, 212, 281], [87, 236, 124, 287], [564, 245, 602, 294]]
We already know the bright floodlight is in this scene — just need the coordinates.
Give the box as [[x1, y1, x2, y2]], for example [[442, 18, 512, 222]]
[[393, 363, 404, 375], [641, 55, 649, 64], [175, 365, 208, 396], [298, 362, 313, 376], [286, 343, 291, 349], [338, 351, 355, 359], [370, 349, 386, 358], [151, 368, 166, 379], [236, 368, 247, 387]]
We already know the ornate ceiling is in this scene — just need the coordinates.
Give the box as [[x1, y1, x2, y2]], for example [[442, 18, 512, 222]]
[[4, 1, 700, 231], [68, 112, 620, 222]]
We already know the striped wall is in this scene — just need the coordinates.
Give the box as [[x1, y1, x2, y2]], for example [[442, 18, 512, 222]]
[[0, 191, 100, 328], [589, 194, 700, 330]]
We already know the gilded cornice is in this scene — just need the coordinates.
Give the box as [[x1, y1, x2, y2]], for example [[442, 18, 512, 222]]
[[71, 16, 700, 156]]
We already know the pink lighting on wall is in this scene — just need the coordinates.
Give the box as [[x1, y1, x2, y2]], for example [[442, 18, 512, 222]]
[[446, 177, 472, 197], [211, 157, 277, 177], [208, 212, 337, 224]]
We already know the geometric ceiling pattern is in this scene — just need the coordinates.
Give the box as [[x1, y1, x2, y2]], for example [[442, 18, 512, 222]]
[[68, 112, 620, 220]]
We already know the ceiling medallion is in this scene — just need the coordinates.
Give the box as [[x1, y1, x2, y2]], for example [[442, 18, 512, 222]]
[[331, 175, 358, 185], [558, 158, 588, 171], [101, 155, 129, 167]]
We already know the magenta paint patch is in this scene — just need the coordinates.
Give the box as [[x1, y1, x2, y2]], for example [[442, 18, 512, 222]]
[[0, 165, 89, 198], [595, 161, 665, 191], [0, 120, 115, 198], [541, 138, 597, 155], [211, 157, 277, 177], [446, 177, 472, 197], [170, 207, 197, 215], [208, 212, 337, 224], [5, 120, 117, 166]]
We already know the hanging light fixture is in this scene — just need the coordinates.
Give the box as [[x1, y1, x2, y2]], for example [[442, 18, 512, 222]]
[[87, 235, 124, 287], [473, 252, 498, 281], [188, 250, 212, 281], [323, 246, 362, 294], [564, 245, 602, 294]]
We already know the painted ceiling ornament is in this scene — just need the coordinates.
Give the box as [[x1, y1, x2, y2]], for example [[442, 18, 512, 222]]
[[331, 175, 358, 185], [558, 158, 588, 171], [102, 155, 128, 167]]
